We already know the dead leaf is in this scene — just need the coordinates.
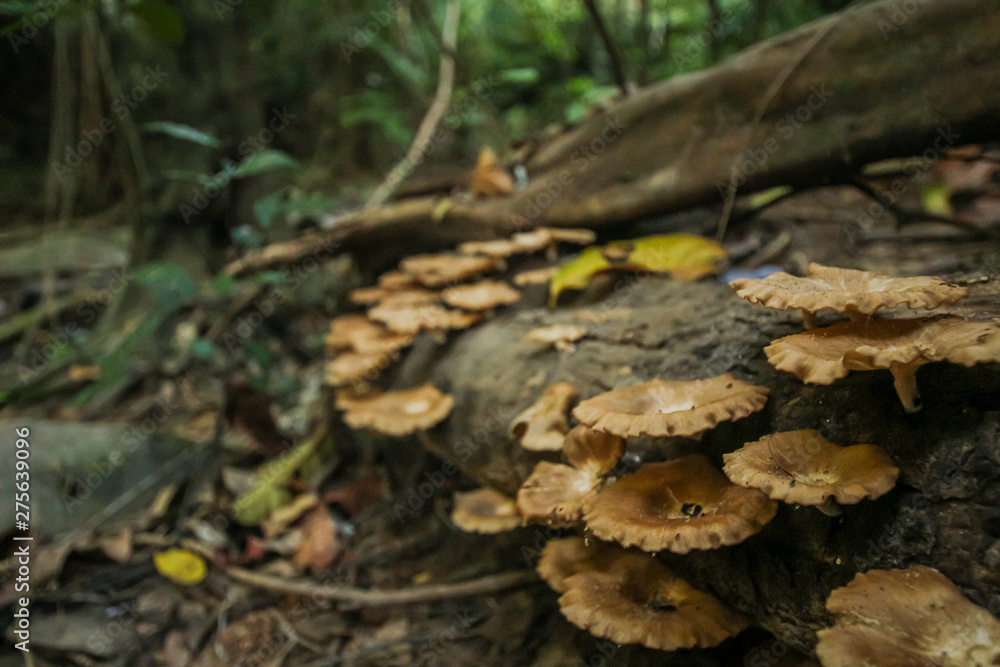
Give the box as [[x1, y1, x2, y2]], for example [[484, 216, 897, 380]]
[[98, 528, 133, 563], [292, 506, 340, 572], [323, 470, 388, 516], [262, 492, 319, 538], [470, 147, 514, 198]]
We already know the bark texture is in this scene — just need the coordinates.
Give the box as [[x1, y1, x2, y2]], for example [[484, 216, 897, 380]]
[[405, 276, 1000, 653]]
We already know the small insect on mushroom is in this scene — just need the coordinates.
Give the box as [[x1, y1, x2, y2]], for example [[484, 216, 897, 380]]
[[816, 565, 1000, 667]]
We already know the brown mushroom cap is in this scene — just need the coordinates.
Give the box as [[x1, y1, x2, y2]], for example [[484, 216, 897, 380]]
[[524, 324, 588, 351], [513, 227, 596, 252], [536, 536, 627, 594], [367, 302, 483, 334], [457, 239, 526, 258], [558, 550, 749, 651], [765, 315, 1000, 412], [508, 382, 580, 452], [325, 352, 393, 386], [451, 488, 521, 534], [341, 383, 454, 435], [572, 374, 770, 438], [326, 315, 383, 352], [730, 262, 968, 317], [513, 267, 558, 286], [723, 430, 899, 506], [399, 254, 501, 287], [348, 271, 422, 305], [378, 270, 419, 289], [563, 425, 625, 478], [441, 280, 521, 311], [582, 455, 777, 553], [516, 461, 594, 526], [816, 566, 1000, 667]]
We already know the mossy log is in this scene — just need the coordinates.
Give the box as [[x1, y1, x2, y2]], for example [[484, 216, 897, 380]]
[[405, 276, 1000, 653]]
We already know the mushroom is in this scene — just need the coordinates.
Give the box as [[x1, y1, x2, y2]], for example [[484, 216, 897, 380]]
[[730, 262, 968, 327], [513, 267, 558, 286], [326, 315, 383, 352], [469, 147, 514, 198], [572, 374, 770, 438], [516, 426, 625, 526], [765, 315, 1000, 412], [325, 351, 393, 387], [399, 254, 501, 287], [340, 383, 454, 436], [441, 280, 521, 311], [551, 542, 749, 650], [516, 461, 594, 526], [348, 271, 422, 305], [457, 239, 525, 258], [723, 430, 899, 511], [367, 302, 483, 334], [508, 382, 580, 452], [450, 488, 521, 534], [582, 454, 777, 553], [816, 566, 1000, 667], [536, 536, 626, 593], [513, 227, 596, 260], [524, 324, 588, 352]]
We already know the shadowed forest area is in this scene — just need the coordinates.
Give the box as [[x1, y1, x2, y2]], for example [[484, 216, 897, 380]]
[[2, 0, 1000, 665]]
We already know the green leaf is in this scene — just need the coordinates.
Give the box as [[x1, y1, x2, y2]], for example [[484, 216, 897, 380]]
[[142, 121, 222, 149], [253, 189, 287, 227], [127, 1, 185, 45], [188, 338, 215, 360], [921, 183, 953, 217], [132, 262, 198, 309], [232, 435, 321, 526], [749, 186, 793, 209], [500, 67, 540, 84], [232, 149, 298, 178], [210, 273, 235, 296]]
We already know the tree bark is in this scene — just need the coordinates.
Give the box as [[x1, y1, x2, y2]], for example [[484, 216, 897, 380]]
[[405, 276, 1000, 654], [227, 0, 1000, 275]]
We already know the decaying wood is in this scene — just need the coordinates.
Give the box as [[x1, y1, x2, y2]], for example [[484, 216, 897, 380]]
[[404, 276, 1000, 653], [226, 0, 1000, 275]]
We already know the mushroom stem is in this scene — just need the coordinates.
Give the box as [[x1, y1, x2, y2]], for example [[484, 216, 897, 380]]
[[889, 362, 925, 413], [802, 311, 818, 330], [815, 498, 843, 517]]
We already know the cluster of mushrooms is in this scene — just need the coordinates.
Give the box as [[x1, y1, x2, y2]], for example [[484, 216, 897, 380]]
[[446, 263, 1000, 662], [326, 246, 1000, 662]]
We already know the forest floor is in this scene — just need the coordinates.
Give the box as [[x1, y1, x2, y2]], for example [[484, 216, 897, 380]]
[[1, 145, 999, 666]]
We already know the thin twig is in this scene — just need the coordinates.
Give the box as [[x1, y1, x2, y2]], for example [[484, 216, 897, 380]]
[[367, 0, 461, 208], [582, 0, 630, 97]]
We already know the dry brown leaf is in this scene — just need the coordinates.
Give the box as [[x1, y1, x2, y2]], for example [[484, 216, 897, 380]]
[[292, 506, 340, 572]]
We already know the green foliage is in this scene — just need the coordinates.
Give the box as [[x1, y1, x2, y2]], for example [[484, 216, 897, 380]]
[[132, 262, 198, 309], [126, 1, 185, 45], [142, 121, 222, 149], [231, 149, 298, 179]]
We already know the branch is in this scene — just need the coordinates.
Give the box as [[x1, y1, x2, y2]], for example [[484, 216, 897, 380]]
[[366, 0, 461, 208], [582, 0, 630, 97]]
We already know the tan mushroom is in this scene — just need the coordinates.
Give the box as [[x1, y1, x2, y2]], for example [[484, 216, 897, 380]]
[[730, 262, 968, 326], [556, 547, 749, 650], [563, 425, 625, 478], [326, 315, 383, 352], [367, 302, 483, 334], [524, 324, 588, 352], [441, 280, 521, 311], [513, 266, 558, 286], [816, 566, 1000, 667], [451, 488, 521, 534], [341, 384, 454, 435], [325, 351, 394, 387], [399, 254, 501, 288], [582, 455, 777, 553], [572, 374, 770, 439], [723, 430, 899, 509], [513, 228, 597, 260], [457, 238, 526, 258], [517, 461, 594, 526], [536, 536, 627, 594], [469, 147, 514, 198], [508, 382, 580, 452], [348, 271, 422, 305], [765, 315, 1000, 412]]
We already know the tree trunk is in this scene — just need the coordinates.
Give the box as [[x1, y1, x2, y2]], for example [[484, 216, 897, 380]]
[[404, 275, 1000, 654]]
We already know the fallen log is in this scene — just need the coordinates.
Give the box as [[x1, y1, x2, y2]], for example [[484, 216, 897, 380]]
[[227, 0, 1000, 274]]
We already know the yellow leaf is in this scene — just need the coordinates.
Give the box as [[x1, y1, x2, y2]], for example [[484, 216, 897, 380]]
[[154, 548, 207, 586], [921, 183, 953, 217], [749, 186, 792, 209], [549, 247, 611, 307], [618, 234, 727, 279]]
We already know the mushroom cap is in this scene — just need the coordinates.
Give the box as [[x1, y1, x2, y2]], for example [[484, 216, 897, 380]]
[[723, 430, 899, 506], [508, 382, 580, 452], [536, 536, 627, 594], [524, 324, 588, 345], [341, 383, 454, 435], [513, 267, 558, 286], [326, 315, 383, 352], [572, 374, 770, 438], [399, 254, 501, 287], [326, 352, 392, 386], [563, 425, 625, 478], [516, 461, 594, 526], [558, 550, 749, 650], [375, 288, 441, 309], [451, 488, 521, 534], [458, 239, 525, 258], [582, 455, 777, 553], [441, 280, 521, 311], [816, 566, 1000, 667], [512, 227, 596, 252], [367, 302, 483, 334], [730, 262, 968, 316], [378, 270, 419, 289], [348, 271, 422, 305], [765, 316, 1000, 384]]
